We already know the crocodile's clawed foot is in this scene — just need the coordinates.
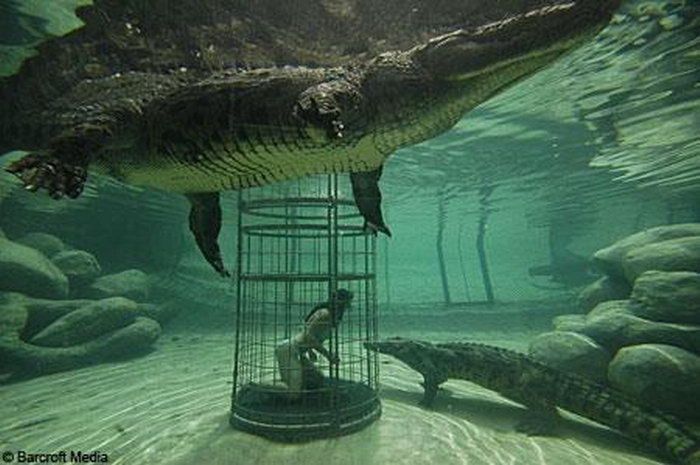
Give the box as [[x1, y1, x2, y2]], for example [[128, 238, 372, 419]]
[[350, 167, 391, 237], [185, 192, 230, 278], [295, 78, 363, 141], [6, 154, 87, 199], [329, 119, 345, 139], [515, 411, 559, 436], [418, 396, 435, 409], [294, 91, 344, 140]]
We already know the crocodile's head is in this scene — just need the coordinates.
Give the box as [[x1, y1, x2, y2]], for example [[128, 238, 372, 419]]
[[364, 337, 439, 374], [361, 0, 623, 150], [412, 0, 623, 83]]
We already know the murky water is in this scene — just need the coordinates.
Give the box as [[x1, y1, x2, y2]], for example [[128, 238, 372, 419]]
[[1, 1, 699, 465]]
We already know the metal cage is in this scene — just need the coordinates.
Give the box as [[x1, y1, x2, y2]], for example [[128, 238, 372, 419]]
[[229, 175, 381, 441]]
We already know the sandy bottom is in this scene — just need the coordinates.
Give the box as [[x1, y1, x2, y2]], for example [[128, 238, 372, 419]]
[[0, 328, 667, 465]]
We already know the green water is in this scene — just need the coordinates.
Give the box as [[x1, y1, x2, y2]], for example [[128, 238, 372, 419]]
[[0, 1, 699, 464]]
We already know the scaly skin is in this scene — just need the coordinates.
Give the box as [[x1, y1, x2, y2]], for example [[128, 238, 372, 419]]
[[1, 0, 621, 274], [3, 0, 621, 195], [365, 338, 700, 465]]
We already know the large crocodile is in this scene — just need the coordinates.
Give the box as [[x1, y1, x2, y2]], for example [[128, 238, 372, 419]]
[[365, 337, 700, 465], [1, 0, 621, 275]]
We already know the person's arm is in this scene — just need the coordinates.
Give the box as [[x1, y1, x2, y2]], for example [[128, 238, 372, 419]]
[[302, 347, 318, 362], [303, 309, 339, 364]]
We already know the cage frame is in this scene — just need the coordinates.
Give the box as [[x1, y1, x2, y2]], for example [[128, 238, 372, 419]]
[[230, 175, 381, 441]]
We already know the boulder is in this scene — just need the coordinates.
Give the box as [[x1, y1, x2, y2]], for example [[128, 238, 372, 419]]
[[529, 331, 611, 382], [593, 223, 700, 280], [0, 317, 161, 377], [631, 271, 700, 324], [11, 295, 173, 339], [98, 316, 161, 359], [579, 300, 700, 354], [608, 344, 700, 420], [586, 299, 631, 319], [19, 296, 94, 339], [15, 232, 67, 258], [30, 297, 139, 347], [0, 293, 28, 340], [52, 250, 102, 289], [0, 294, 28, 375], [87, 269, 150, 301], [136, 301, 181, 325], [0, 237, 69, 299], [552, 314, 587, 333], [578, 276, 631, 312], [622, 236, 700, 282]]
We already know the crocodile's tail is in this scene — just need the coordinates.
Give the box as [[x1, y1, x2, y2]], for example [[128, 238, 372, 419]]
[[551, 371, 700, 464]]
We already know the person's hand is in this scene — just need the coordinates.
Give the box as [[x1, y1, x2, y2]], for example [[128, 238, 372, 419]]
[[307, 350, 318, 362]]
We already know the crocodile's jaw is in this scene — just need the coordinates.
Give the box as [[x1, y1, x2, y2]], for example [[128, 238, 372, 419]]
[[414, 0, 622, 82], [367, 0, 622, 154], [365, 338, 439, 376]]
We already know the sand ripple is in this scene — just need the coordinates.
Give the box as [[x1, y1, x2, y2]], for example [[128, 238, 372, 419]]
[[0, 333, 666, 465]]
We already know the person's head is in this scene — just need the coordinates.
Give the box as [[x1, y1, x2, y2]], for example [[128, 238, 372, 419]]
[[305, 288, 354, 324], [328, 288, 353, 325], [332, 288, 353, 308]]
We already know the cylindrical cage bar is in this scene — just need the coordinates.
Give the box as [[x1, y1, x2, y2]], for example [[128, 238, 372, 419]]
[[230, 175, 381, 441]]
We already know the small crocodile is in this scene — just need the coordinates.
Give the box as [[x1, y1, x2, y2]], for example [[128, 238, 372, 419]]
[[1, 0, 621, 275], [365, 337, 700, 465]]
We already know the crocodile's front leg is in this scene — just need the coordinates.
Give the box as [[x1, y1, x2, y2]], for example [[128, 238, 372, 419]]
[[294, 76, 392, 236], [5, 124, 107, 199], [504, 374, 561, 436], [418, 355, 449, 408], [293, 75, 363, 141], [515, 405, 560, 436], [350, 166, 391, 237], [420, 372, 448, 408], [186, 192, 229, 277], [7, 153, 88, 199]]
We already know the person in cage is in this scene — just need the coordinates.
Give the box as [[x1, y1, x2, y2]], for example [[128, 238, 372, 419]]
[[276, 288, 354, 398]]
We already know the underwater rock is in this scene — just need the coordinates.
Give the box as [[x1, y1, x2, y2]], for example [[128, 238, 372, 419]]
[[30, 297, 139, 348], [136, 301, 181, 325], [621, 236, 700, 282], [579, 300, 700, 354], [12, 295, 172, 340], [528, 331, 610, 382], [552, 314, 587, 333], [0, 228, 5, 238], [51, 250, 102, 289], [0, 237, 69, 299], [87, 269, 150, 301], [592, 223, 700, 280], [99, 316, 161, 359], [578, 276, 631, 312], [0, 293, 28, 340], [0, 316, 161, 377], [608, 344, 700, 420], [15, 232, 67, 258], [586, 299, 631, 319], [19, 295, 93, 340], [630, 270, 700, 325]]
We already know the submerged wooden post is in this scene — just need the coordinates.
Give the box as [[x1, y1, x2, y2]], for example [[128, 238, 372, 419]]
[[476, 185, 495, 303], [436, 188, 451, 304]]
